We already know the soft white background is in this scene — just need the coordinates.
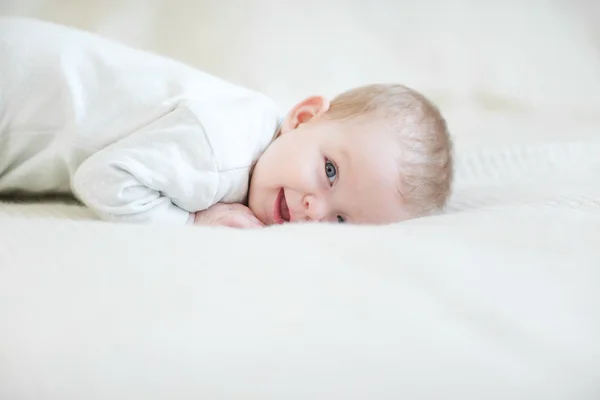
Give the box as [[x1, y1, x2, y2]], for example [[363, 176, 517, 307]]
[[1, 2, 600, 399], [2, 0, 599, 152]]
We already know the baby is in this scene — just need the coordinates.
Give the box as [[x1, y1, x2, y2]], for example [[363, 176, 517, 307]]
[[0, 17, 452, 228]]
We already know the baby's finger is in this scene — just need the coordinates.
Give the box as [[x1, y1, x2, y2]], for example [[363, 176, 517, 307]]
[[244, 214, 265, 228], [221, 214, 263, 229], [235, 214, 264, 228]]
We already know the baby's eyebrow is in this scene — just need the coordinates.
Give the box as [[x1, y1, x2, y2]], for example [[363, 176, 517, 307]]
[[338, 146, 352, 172]]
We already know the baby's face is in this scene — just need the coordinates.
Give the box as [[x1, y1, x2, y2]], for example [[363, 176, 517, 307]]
[[248, 98, 410, 226]]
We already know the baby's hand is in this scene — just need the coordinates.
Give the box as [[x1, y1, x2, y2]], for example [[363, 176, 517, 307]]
[[193, 203, 265, 229]]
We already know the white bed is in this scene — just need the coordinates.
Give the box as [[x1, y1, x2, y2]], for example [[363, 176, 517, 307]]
[[1, 1, 599, 399]]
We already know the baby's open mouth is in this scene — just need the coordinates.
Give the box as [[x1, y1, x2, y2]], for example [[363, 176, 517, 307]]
[[273, 188, 291, 224]]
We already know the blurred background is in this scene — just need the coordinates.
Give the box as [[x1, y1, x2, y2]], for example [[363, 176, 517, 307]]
[[1, 0, 599, 154]]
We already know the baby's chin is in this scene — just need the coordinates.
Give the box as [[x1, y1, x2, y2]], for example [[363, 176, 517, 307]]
[[246, 193, 267, 225], [251, 207, 268, 226]]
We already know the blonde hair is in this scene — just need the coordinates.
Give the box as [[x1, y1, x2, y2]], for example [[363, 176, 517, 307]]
[[325, 84, 453, 216]]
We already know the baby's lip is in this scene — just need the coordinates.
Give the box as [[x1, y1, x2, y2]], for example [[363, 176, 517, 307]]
[[272, 189, 283, 224], [272, 189, 291, 224], [280, 191, 291, 222]]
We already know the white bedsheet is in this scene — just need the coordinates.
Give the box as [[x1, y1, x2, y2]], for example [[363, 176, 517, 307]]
[[2, 138, 599, 399], [1, 0, 600, 399]]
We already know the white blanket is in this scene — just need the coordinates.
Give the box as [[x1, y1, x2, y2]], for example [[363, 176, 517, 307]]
[[1, 0, 600, 399], [2, 138, 599, 399]]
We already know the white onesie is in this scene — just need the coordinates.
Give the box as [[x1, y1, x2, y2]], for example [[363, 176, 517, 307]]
[[0, 17, 281, 225]]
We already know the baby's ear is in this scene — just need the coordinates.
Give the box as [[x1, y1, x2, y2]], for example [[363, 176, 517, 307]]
[[279, 96, 330, 134]]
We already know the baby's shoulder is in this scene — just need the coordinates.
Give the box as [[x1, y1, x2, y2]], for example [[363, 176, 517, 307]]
[[180, 88, 281, 172]]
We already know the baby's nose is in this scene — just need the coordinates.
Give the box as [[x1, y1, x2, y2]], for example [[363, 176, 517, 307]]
[[302, 194, 329, 221]]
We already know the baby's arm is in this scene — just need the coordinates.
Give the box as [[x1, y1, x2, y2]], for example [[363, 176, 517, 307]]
[[72, 108, 224, 225]]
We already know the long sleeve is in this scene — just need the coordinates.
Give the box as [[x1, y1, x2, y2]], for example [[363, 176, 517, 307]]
[[72, 107, 220, 225], [0, 17, 281, 213]]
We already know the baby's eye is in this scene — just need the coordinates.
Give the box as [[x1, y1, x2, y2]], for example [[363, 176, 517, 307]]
[[325, 160, 337, 184], [337, 215, 345, 223]]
